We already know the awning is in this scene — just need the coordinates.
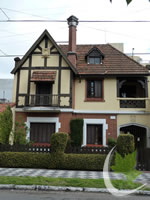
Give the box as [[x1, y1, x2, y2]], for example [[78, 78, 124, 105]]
[[31, 71, 56, 82]]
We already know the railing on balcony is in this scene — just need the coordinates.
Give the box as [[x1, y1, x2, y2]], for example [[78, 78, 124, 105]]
[[25, 94, 59, 107], [20, 94, 71, 107], [119, 98, 146, 108]]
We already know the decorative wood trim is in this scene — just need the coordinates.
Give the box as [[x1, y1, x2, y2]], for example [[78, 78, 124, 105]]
[[20, 66, 70, 70], [50, 52, 59, 54], [32, 52, 41, 55], [27, 56, 32, 104], [16, 70, 20, 107], [58, 55, 62, 106], [37, 46, 42, 51]]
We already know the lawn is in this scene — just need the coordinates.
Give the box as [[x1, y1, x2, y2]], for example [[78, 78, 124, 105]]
[[0, 176, 148, 190]]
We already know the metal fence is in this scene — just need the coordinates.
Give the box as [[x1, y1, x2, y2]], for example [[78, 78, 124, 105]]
[[0, 144, 110, 154]]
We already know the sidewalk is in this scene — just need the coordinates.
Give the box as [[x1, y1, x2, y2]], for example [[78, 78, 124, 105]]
[[0, 168, 150, 195], [0, 168, 150, 184]]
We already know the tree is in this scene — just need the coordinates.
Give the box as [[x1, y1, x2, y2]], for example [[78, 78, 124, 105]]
[[0, 106, 13, 144]]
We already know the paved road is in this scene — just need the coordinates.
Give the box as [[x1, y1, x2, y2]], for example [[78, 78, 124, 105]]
[[0, 190, 150, 200]]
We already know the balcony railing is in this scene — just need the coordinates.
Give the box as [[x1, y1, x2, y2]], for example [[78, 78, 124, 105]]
[[18, 94, 71, 108], [118, 98, 147, 108]]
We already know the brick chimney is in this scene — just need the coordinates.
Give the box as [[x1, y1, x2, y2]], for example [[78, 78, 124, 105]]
[[67, 15, 78, 67]]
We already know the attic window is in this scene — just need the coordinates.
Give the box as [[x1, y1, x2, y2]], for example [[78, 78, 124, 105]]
[[87, 47, 104, 65]]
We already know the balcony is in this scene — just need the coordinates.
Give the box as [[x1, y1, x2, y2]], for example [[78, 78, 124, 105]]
[[17, 94, 71, 108], [118, 98, 147, 108]]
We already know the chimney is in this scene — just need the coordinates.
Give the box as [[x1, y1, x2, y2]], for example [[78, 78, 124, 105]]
[[67, 15, 78, 66], [14, 57, 21, 68]]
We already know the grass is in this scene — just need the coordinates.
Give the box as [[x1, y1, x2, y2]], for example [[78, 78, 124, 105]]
[[0, 176, 149, 190]]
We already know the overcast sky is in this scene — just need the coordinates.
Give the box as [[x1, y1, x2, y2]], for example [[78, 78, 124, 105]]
[[0, 0, 150, 78]]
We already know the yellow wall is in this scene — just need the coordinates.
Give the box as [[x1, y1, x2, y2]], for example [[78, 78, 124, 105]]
[[47, 55, 59, 66], [75, 78, 119, 110], [22, 59, 29, 68], [61, 70, 70, 94], [19, 70, 28, 93]]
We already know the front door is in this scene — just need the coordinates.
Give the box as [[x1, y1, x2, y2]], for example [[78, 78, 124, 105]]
[[36, 82, 52, 105], [30, 123, 55, 145]]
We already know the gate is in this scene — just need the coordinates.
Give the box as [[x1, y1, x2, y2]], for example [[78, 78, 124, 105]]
[[136, 148, 150, 171]]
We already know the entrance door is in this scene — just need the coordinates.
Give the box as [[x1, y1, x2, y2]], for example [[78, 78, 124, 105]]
[[30, 123, 55, 144], [36, 82, 52, 105], [87, 124, 103, 145], [120, 125, 146, 150]]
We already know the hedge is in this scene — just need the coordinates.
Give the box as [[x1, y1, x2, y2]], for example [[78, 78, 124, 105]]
[[0, 152, 52, 169], [0, 152, 106, 171]]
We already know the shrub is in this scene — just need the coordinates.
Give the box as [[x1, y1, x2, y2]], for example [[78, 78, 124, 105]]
[[13, 117, 28, 145], [117, 133, 135, 157], [0, 106, 13, 144], [60, 154, 106, 171], [0, 152, 52, 169], [51, 132, 68, 153], [0, 152, 107, 171], [108, 137, 117, 149], [70, 119, 83, 146]]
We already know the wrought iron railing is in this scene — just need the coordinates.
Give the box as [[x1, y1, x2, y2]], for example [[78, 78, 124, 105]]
[[118, 98, 146, 108]]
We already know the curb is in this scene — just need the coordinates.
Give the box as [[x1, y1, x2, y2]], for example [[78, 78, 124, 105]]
[[0, 184, 150, 195]]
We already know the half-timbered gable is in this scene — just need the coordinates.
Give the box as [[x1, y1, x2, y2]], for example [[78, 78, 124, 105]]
[[12, 30, 77, 109]]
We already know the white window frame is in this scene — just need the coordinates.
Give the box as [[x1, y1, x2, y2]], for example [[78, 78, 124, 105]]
[[83, 119, 108, 146], [26, 117, 60, 141]]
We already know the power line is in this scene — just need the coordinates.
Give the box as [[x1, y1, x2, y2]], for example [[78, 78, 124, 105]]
[[0, 8, 10, 20], [1, 19, 150, 23]]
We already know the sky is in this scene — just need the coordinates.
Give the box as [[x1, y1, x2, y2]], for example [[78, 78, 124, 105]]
[[0, 0, 150, 78]]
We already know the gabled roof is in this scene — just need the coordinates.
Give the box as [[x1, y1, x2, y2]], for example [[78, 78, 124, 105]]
[[11, 30, 78, 74], [60, 44, 149, 76]]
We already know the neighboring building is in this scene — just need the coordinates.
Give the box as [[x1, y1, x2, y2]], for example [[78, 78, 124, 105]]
[[0, 79, 13, 103], [11, 16, 150, 148]]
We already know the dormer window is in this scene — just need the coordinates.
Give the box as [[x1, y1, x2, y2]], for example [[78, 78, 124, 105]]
[[86, 47, 104, 65]]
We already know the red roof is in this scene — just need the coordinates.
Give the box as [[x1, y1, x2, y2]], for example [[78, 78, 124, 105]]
[[59, 44, 149, 76], [31, 71, 57, 82], [0, 103, 15, 113]]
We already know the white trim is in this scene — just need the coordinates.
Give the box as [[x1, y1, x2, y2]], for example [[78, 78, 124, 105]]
[[118, 123, 150, 148], [26, 117, 60, 141], [15, 107, 150, 115], [83, 119, 108, 146]]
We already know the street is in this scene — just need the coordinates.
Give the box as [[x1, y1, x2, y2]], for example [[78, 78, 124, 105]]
[[0, 190, 150, 200]]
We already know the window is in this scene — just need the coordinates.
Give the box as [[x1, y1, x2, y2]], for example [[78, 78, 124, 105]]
[[87, 80, 103, 98], [87, 124, 103, 145], [88, 57, 101, 64], [86, 47, 104, 65]]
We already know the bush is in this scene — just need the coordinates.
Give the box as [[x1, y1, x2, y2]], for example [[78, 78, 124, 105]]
[[0, 152, 107, 171], [13, 117, 28, 145], [108, 137, 117, 149], [117, 133, 135, 157], [70, 119, 83, 146], [51, 132, 68, 153], [0, 106, 13, 144], [0, 152, 52, 169], [60, 154, 106, 171]]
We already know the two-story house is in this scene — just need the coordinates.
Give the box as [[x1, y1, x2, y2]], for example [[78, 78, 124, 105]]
[[11, 15, 150, 148]]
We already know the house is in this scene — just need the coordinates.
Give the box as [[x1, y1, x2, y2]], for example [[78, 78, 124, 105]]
[[11, 15, 150, 148]]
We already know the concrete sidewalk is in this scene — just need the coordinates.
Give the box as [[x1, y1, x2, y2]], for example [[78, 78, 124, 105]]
[[0, 168, 150, 184]]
